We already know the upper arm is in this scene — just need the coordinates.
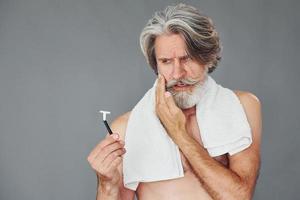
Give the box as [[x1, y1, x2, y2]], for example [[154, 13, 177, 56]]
[[109, 111, 132, 141], [108, 111, 136, 200], [229, 91, 262, 192]]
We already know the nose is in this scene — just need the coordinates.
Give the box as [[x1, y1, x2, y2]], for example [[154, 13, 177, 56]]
[[172, 58, 186, 80]]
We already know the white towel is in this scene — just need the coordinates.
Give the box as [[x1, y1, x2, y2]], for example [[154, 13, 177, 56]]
[[123, 75, 252, 191]]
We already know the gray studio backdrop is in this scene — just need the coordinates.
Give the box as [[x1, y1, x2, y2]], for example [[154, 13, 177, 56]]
[[0, 0, 299, 199]]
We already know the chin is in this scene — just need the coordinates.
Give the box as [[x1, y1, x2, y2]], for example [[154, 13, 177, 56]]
[[173, 92, 199, 109], [177, 103, 196, 109], [172, 82, 206, 108]]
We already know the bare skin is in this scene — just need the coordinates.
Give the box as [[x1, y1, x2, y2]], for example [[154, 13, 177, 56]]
[[136, 109, 229, 200], [98, 88, 261, 200], [87, 33, 262, 199], [152, 34, 261, 199]]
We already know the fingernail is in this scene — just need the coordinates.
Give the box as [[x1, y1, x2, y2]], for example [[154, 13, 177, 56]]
[[165, 91, 171, 97], [113, 134, 119, 140]]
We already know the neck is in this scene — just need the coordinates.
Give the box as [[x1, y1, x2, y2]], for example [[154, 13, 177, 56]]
[[182, 106, 196, 119]]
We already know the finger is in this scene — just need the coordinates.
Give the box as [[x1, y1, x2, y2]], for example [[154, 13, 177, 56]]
[[94, 140, 125, 163], [102, 148, 126, 170], [106, 156, 123, 175], [155, 74, 166, 105], [102, 141, 124, 158], [164, 91, 179, 114], [87, 133, 120, 161], [91, 146, 124, 178]]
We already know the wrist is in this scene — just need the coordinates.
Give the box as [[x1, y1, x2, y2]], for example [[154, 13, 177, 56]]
[[98, 181, 120, 197], [173, 128, 189, 144]]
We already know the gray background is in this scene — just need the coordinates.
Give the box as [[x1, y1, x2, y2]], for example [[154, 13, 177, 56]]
[[0, 0, 299, 199]]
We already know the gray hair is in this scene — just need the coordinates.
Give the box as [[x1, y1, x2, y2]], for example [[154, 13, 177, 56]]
[[139, 3, 222, 74]]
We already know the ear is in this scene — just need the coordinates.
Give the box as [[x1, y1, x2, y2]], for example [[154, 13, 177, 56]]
[[154, 67, 158, 75], [203, 65, 209, 73]]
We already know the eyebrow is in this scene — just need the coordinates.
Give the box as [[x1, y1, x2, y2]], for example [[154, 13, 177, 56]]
[[157, 55, 190, 61]]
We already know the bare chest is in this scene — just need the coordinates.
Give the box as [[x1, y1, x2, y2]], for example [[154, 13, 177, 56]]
[[136, 117, 229, 200]]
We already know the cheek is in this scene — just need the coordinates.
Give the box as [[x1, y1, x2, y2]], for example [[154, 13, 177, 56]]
[[157, 65, 173, 80], [189, 63, 207, 79]]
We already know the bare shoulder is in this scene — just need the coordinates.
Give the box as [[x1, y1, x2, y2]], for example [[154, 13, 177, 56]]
[[234, 90, 261, 107], [233, 90, 262, 139], [233, 90, 262, 144], [230, 90, 262, 167], [110, 111, 132, 141]]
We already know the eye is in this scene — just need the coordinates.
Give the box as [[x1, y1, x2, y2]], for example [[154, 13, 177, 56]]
[[161, 59, 171, 64], [181, 55, 191, 62]]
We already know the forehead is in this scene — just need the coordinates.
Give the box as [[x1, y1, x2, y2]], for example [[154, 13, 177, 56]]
[[154, 33, 188, 58]]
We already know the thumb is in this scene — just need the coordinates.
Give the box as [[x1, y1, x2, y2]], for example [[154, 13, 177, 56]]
[[164, 91, 178, 113]]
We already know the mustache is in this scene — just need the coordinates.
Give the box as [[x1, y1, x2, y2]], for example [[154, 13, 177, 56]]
[[166, 78, 200, 89]]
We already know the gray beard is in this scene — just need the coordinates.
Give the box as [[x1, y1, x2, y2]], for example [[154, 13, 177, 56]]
[[169, 75, 209, 109]]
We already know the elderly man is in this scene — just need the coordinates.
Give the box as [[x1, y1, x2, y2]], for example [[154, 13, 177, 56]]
[[87, 3, 262, 200]]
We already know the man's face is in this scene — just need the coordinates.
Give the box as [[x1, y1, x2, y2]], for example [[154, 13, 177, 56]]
[[155, 33, 209, 109]]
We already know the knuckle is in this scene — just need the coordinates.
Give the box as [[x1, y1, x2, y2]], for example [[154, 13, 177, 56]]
[[113, 142, 119, 147], [108, 151, 116, 159], [103, 137, 112, 145], [99, 143, 106, 150], [100, 168, 107, 175], [100, 138, 107, 146], [119, 140, 125, 146], [116, 156, 122, 162], [112, 157, 122, 166], [110, 150, 120, 158], [106, 147, 115, 155], [117, 156, 122, 161], [156, 105, 162, 111], [108, 145, 117, 153], [159, 104, 165, 109], [92, 163, 101, 172], [115, 149, 122, 156], [111, 158, 118, 168], [87, 156, 92, 163], [97, 146, 104, 153], [101, 147, 108, 155], [118, 142, 123, 148], [119, 148, 125, 153], [115, 143, 122, 150], [111, 141, 118, 147]]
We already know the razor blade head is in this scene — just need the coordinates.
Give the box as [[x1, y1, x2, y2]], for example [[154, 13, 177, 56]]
[[99, 110, 111, 121]]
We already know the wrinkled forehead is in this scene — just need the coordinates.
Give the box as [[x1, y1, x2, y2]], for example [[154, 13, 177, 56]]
[[154, 33, 188, 59]]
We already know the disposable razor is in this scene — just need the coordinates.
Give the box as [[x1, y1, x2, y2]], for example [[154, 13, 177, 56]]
[[99, 110, 113, 134]]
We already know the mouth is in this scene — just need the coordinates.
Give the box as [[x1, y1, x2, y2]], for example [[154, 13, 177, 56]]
[[173, 83, 193, 90]]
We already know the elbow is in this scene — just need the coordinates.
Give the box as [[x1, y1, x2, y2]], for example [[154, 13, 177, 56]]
[[223, 182, 253, 200], [239, 189, 252, 200], [234, 182, 253, 200]]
